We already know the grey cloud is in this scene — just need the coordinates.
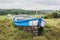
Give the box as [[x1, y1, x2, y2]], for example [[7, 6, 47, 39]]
[[0, 0, 60, 10], [0, 0, 14, 4], [31, 0, 60, 6], [0, 0, 60, 5]]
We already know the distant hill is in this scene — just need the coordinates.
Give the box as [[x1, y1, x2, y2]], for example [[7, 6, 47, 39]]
[[0, 9, 58, 15]]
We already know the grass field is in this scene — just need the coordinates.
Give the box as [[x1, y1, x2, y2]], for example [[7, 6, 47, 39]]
[[0, 16, 33, 40], [34, 19, 60, 40], [0, 16, 60, 40]]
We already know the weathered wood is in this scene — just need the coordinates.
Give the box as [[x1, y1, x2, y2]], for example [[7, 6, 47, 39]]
[[17, 26, 39, 36]]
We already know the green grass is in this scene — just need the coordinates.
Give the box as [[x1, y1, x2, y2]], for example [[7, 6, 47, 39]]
[[0, 16, 33, 40], [33, 19, 60, 40], [0, 15, 60, 40], [0, 15, 12, 19]]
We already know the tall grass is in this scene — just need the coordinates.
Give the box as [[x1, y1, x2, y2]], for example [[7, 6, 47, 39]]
[[0, 16, 60, 40], [34, 19, 60, 40], [0, 17, 33, 40]]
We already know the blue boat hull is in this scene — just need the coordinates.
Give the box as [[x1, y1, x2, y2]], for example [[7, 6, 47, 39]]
[[14, 20, 30, 26], [13, 18, 42, 27]]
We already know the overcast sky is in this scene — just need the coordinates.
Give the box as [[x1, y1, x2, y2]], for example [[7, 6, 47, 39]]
[[0, 0, 60, 10]]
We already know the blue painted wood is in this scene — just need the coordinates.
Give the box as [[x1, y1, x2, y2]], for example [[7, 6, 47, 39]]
[[38, 17, 42, 27], [13, 18, 42, 27]]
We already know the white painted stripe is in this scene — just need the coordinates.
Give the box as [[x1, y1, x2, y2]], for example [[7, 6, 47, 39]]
[[41, 20, 46, 27], [29, 20, 38, 26]]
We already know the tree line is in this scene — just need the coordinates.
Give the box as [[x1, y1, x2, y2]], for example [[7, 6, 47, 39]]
[[0, 9, 48, 15], [44, 11, 60, 19]]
